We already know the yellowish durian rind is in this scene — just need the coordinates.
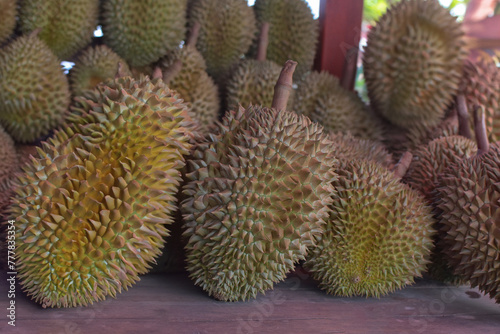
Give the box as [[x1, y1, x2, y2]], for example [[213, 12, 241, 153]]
[[158, 45, 219, 132], [102, 0, 187, 67], [10, 76, 194, 308], [436, 144, 500, 302], [182, 106, 337, 301], [188, 0, 256, 83], [0, 34, 70, 143], [19, 0, 99, 60], [363, 0, 465, 129], [226, 59, 282, 111], [252, 0, 318, 80], [295, 71, 384, 142], [69, 45, 132, 97], [404, 135, 477, 199], [305, 159, 435, 297], [0, 0, 17, 45], [329, 132, 393, 168], [460, 58, 500, 143]]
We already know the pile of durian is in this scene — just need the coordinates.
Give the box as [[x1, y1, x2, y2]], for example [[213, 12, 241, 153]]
[[0, 0, 498, 308]]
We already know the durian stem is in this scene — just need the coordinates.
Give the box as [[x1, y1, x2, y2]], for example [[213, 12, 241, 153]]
[[456, 94, 472, 139], [162, 60, 184, 85], [152, 66, 163, 80], [187, 22, 201, 48], [115, 62, 128, 79], [272, 60, 297, 111], [392, 151, 413, 178], [340, 47, 358, 91], [474, 106, 490, 155], [256, 22, 270, 62]]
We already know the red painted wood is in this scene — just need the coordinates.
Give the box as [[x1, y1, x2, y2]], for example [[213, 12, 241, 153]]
[[314, 0, 364, 90]]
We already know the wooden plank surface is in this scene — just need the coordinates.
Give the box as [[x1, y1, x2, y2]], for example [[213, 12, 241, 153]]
[[1, 269, 499, 334]]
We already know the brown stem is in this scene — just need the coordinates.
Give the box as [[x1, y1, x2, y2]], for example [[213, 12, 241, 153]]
[[256, 22, 270, 62], [115, 62, 128, 79], [162, 60, 183, 85], [474, 106, 490, 155], [392, 151, 413, 178], [456, 94, 472, 139], [340, 47, 359, 91], [152, 66, 163, 80], [272, 60, 297, 111], [186, 22, 201, 48]]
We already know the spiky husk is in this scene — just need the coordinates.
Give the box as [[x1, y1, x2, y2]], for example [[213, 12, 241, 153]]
[[10, 76, 194, 308], [158, 45, 219, 132], [188, 0, 256, 84], [182, 106, 337, 301], [226, 59, 282, 111], [305, 159, 435, 297], [0, 126, 17, 192], [435, 144, 500, 302], [329, 132, 393, 168], [460, 58, 500, 143], [18, 0, 99, 60], [102, 0, 187, 67], [295, 71, 384, 142], [69, 45, 132, 97], [252, 0, 318, 80], [0, 0, 16, 45], [363, 0, 465, 129], [0, 34, 70, 143]]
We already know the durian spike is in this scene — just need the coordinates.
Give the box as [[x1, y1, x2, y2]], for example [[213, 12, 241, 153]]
[[456, 94, 472, 139], [391, 151, 413, 178], [186, 21, 201, 48], [256, 22, 270, 62], [152, 66, 163, 80], [115, 62, 128, 79], [162, 60, 183, 85], [340, 47, 358, 91], [29, 27, 42, 38], [474, 106, 490, 155], [272, 60, 297, 111]]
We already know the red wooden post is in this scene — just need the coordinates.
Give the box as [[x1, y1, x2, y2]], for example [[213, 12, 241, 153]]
[[314, 0, 364, 91]]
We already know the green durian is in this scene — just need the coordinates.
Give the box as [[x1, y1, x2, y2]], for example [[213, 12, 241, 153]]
[[188, 0, 256, 84], [102, 0, 187, 67], [460, 57, 500, 143], [158, 45, 219, 133], [10, 75, 195, 308], [363, 0, 466, 129], [0, 33, 70, 143], [18, 0, 99, 60], [69, 45, 132, 97], [252, 0, 318, 80], [305, 159, 435, 297], [182, 106, 337, 301], [295, 71, 384, 142], [435, 134, 500, 301], [0, 0, 17, 45]]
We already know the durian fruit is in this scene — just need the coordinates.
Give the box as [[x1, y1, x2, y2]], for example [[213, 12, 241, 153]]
[[435, 109, 500, 302], [182, 61, 337, 301], [0, 0, 17, 45], [294, 71, 384, 142], [329, 132, 393, 168], [252, 0, 318, 80], [460, 57, 500, 143], [157, 25, 219, 132], [363, 0, 466, 129], [304, 156, 435, 297], [18, 0, 99, 60], [0, 126, 17, 212], [225, 23, 283, 111], [188, 0, 256, 84], [101, 0, 187, 67], [68, 45, 132, 97], [10, 75, 195, 308], [0, 33, 70, 143]]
